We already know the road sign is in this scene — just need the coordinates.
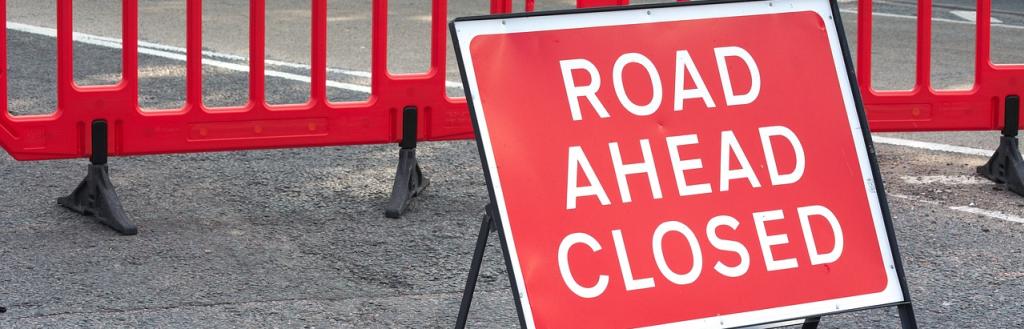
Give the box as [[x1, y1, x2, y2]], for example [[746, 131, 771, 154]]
[[452, 0, 915, 328]]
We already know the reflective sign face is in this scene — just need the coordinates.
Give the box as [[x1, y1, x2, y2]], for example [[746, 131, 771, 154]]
[[452, 0, 906, 328]]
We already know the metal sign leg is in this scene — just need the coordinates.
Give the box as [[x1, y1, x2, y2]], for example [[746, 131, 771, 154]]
[[455, 208, 493, 328]]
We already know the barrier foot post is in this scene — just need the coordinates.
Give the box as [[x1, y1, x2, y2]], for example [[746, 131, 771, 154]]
[[57, 120, 137, 235], [455, 206, 494, 329], [385, 106, 430, 218], [978, 95, 1024, 195]]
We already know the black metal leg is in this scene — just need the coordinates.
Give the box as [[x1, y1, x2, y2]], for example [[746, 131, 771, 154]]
[[455, 208, 493, 329], [385, 106, 430, 218], [978, 95, 1024, 195], [57, 120, 137, 235], [801, 317, 820, 329], [898, 303, 918, 329]]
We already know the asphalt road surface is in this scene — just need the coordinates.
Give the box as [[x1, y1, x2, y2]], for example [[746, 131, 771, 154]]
[[2, 0, 1024, 328]]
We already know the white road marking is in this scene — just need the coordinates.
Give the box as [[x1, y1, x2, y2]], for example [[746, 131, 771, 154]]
[[889, 193, 1024, 225], [950, 10, 1003, 24], [839, 9, 1024, 30], [950, 205, 1024, 224], [872, 136, 993, 157], [900, 175, 989, 185]]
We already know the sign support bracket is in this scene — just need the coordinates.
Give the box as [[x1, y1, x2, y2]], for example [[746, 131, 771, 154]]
[[454, 203, 525, 329], [385, 106, 430, 218], [57, 120, 138, 235]]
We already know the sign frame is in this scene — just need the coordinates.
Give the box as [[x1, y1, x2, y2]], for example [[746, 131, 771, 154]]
[[450, 1, 918, 328]]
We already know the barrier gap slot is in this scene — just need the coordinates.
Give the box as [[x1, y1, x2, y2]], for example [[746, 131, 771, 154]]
[[869, 0, 917, 90], [326, 0, 371, 103], [201, 0, 249, 109], [72, 0, 123, 86], [930, 0, 975, 90], [137, 0, 187, 111], [6, 2, 58, 116], [988, 1, 1023, 64], [386, 0, 430, 74], [263, 0, 311, 106]]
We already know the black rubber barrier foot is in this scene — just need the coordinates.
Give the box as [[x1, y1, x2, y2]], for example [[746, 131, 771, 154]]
[[977, 136, 1024, 195], [978, 95, 1024, 196], [384, 106, 430, 218], [384, 148, 430, 218], [58, 164, 137, 235], [58, 120, 137, 235]]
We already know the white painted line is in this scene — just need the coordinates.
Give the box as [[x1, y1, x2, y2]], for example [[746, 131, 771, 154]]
[[872, 136, 993, 157], [950, 205, 1024, 224], [900, 175, 989, 185], [4, 21, 465, 94], [838, 9, 1024, 30], [950, 10, 1003, 24], [889, 193, 1024, 225]]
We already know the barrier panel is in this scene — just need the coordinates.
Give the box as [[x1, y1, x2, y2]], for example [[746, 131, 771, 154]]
[[858, 0, 1024, 132], [2, 0, 1023, 230], [0, 0, 472, 161]]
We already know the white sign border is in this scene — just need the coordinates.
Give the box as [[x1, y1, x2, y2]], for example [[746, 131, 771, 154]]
[[452, 1, 907, 328]]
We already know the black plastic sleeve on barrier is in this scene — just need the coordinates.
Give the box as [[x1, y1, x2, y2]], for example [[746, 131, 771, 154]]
[[401, 106, 418, 149], [90, 120, 108, 165], [1004, 95, 1020, 137]]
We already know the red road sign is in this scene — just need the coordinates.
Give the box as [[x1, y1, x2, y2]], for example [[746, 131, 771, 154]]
[[452, 0, 909, 328]]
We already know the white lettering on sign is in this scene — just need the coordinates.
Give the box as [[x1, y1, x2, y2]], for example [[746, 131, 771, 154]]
[[673, 50, 716, 111], [714, 46, 761, 106], [558, 232, 609, 298], [560, 59, 610, 121], [567, 146, 612, 209], [565, 128, 805, 210], [559, 46, 760, 121], [557, 205, 844, 298], [609, 139, 663, 204], [553, 45, 842, 300]]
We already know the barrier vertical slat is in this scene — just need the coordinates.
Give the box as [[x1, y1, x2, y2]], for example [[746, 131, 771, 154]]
[[310, 0, 327, 103], [525, 0, 535, 12], [56, 0, 73, 111], [975, 0, 991, 83], [1, 1, 8, 123], [185, 0, 203, 111], [916, 0, 932, 92], [122, 0, 138, 105], [431, 0, 447, 86], [249, 0, 266, 107], [490, 0, 511, 14], [371, 0, 388, 94], [857, 0, 873, 91]]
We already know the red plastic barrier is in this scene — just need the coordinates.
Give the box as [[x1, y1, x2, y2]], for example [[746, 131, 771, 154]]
[[859, 0, 1023, 132], [2, 0, 1021, 162], [0, 0, 478, 161]]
